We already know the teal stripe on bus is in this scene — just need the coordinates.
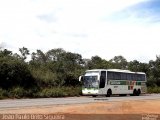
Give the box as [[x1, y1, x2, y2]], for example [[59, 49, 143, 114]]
[[109, 80, 142, 85]]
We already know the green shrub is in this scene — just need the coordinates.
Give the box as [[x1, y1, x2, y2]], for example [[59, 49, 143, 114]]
[[38, 88, 64, 98], [0, 56, 36, 89], [147, 87, 160, 93], [8, 87, 26, 98], [62, 87, 82, 97], [0, 86, 81, 99], [0, 88, 7, 99], [37, 87, 82, 98]]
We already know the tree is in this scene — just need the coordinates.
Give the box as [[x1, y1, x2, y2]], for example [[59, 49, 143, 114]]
[[0, 49, 12, 57], [46, 48, 65, 62], [128, 60, 140, 72], [147, 56, 160, 86], [13, 53, 21, 60], [62, 52, 84, 86], [110, 55, 128, 69], [86, 56, 109, 69], [0, 55, 35, 89], [19, 47, 30, 61], [31, 50, 47, 63]]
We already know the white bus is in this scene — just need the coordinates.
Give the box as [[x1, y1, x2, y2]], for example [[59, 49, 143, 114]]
[[79, 69, 147, 97]]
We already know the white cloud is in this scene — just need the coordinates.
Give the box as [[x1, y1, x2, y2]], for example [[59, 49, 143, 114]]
[[0, 0, 159, 62]]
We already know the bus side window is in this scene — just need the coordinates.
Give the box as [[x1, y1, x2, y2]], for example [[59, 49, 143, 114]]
[[142, 74, 146, 81], [99, 71, 106, 88], [121, 73, 127, 80], [107, 71, 114, 80], [137, 74, 145, 81], [127, 73, 131, 80], [114, 72, 121, 80]]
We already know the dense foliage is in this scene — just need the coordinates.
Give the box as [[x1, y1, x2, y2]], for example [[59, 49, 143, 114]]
[[0, 47, 160, 99]]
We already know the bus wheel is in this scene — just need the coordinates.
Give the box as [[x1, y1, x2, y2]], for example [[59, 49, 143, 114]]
[[133, 89, 137, 96], [137, 89, 141, 96], [106, 89, 112, 97]]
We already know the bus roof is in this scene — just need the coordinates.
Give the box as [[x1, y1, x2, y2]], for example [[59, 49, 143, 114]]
[[86, 69, 145, 74]]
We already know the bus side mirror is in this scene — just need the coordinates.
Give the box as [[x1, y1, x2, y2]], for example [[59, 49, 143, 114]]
[[79, 75, 84, 82]]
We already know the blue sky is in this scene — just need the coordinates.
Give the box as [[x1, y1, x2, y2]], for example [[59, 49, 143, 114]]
[[0, 0, 160, 62], [109, 0, 160, 23]]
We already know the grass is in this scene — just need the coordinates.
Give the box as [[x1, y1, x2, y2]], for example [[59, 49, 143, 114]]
[[37, 86, 82, 98]]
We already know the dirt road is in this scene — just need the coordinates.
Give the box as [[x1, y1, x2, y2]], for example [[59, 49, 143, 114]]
[[0, 98, 160, 120]]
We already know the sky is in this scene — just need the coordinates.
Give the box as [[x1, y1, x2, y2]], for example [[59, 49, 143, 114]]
[[0, 0, 160, 62]]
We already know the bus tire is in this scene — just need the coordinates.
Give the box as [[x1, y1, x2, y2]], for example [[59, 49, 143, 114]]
[[106, 89, 112, 97], [137, 89, 141, 96], [133, 89, 137, 96]]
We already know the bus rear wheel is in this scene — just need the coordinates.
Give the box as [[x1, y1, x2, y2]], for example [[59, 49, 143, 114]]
[[106, 89, 112, 97], [133, 89, 137, 96], [137, 89, 141, 96]]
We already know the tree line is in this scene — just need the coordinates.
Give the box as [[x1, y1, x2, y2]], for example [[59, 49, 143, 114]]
[[0, 47, 160, 98]]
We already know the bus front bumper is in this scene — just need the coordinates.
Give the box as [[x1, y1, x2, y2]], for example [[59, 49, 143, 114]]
[[82, 88, 99, 95]]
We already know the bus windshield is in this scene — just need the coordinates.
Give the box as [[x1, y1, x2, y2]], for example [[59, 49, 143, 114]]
[[83, 76, 99, 88]]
